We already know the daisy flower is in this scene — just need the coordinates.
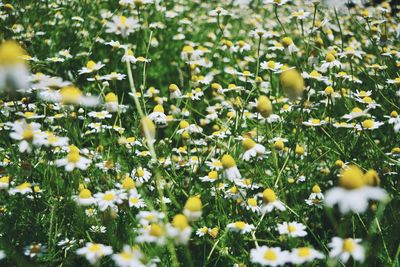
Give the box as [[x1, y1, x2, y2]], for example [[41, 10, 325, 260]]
[[250, 246, 288, 266], [226, 221, 255, 234], [261, 188, 286, 213], [9, 120, 42, 153], [221, 154, 242, 181], [355, 119, 384, 131], [290, 247, 324, 264], [75, 188, 96, 206], [128, 189, 146, 208], [0, 40, 31, 93], [320, 52, 342, 71], [260, 60, 283, 73], [105, 15, 139, 37], [112, 245, 146, 267], [9, 182, 33, 195], [24, 243, 47, 258], [183, 196, 203, 221], [78, 60, 105, 75], [199, 171, 219, 182], [94, 189, 127, 211], [328, 237, 365, 263], [76, 242, 113, 265], [131, 167, 152, 184], [277, 221, 307, 237], [136, 223, 167, 245], [325, 165, 387, 214], [241, 138, 267, 161], [55, 145, 91, 172], [167, 214, 192, 245]]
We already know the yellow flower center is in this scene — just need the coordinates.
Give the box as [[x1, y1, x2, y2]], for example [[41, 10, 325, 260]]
[[281, 37, 293, 47], [88, 244, 101, 253], [22, 126, 34, 141], [247, 198, 257, 206], [243, 138, 256, 150], [120, 252, 134, 260], [179, 120, 190, 129], [119, 16, 127, 26], [149, 224, 164, 237], [263, 250, 277, 261], [262, 188, 277, 203], [79, 189, 92, 199], [298, 247, 311, 257], [172, 214, 189, 230], [312, 184, 321, 193], [208, 171, 218, 180], [234, 221, 246, 230], [221, 154, 236, 169], [362, 119, 374, 129], [326, 53, 336, 62], [343, 238, 355, 252], [267, 60, 276, 69], [153, 105, 164, 113], [60, 86, 83, 104], [105, 92, 118, 103], [288, 225, 296, 232], [0, 40, 27, 65], [122, 177, 135, 189], [184, 196, 202, 212], [136, 168, 145, 177], [67, 152, 80, 163], [339, 165, 365, 189], [103, 193, 115, 201]]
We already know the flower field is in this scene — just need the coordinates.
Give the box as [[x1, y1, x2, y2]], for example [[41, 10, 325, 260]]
[[0, 0, 400, 266]]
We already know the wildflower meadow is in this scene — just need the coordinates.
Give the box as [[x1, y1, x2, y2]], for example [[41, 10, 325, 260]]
[[0, 0, 399, 266]]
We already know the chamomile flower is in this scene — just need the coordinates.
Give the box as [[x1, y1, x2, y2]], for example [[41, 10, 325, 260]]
[[75, 188, 96, 206], [250, 246, 288, 266], [128, 189, 146, 208], [221, 154, 242, 181], [131, 167, 152, 184], [325, 165, 387, 214], [240, 138, 267, 161], [261, 188, 286, 213], [9, 120, 42, 153], [0, 40, 31, 93], [24, 243, 47, 258], [148, 105, 168, 126], [76, 242, 113, 265], [112, 245, 146, 267], [290, 247, 324, 264], [305, 184, 324, 207], [183, 196, 202, 221], [167, 214, 192, 245], [199, 171, 219, 182], [94, 189, 127, 211], [78, 60, 105, 75], [227, 221, 255, 234], [260, 60, 283, 73], [328, 237, 365, 263], [136, 223, 167, 245], [277, 221, 307, 237], [55, 145, 91, 172], [106, 15, 139, 37]]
